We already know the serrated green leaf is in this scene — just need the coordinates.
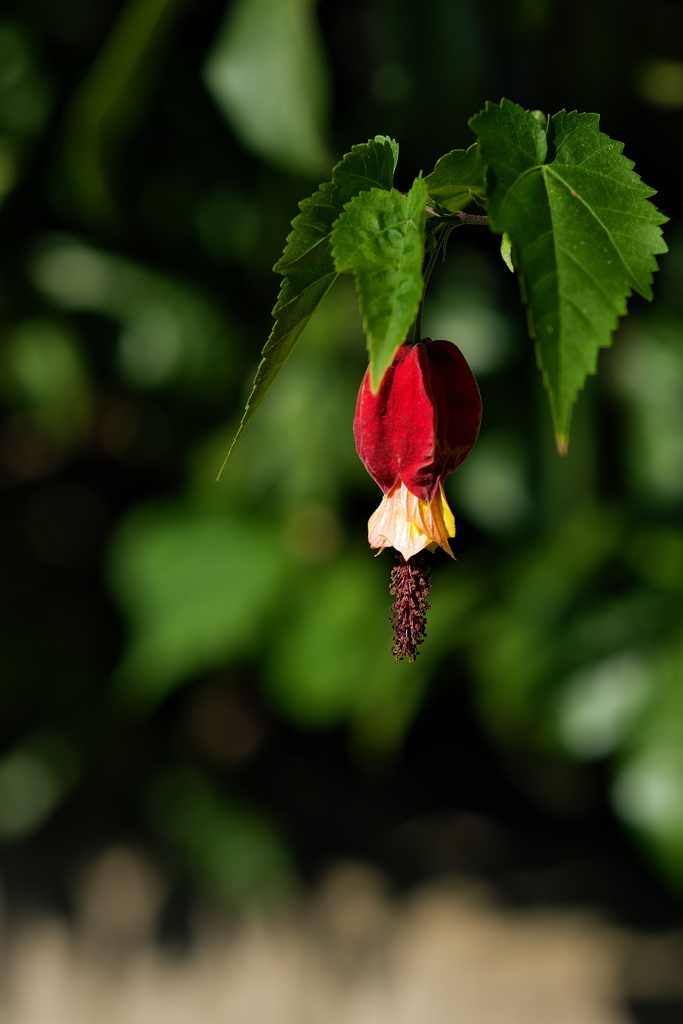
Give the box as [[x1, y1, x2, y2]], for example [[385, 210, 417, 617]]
[[424, 143, 486, 211], [330, 134, 399, 202], [218, 136, 398, 474], [470, 98, 668, 451], [332, 177, 428, 389]]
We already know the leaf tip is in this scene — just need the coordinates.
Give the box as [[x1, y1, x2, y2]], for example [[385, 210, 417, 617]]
[[369, 359, 384, 394], [216, 440, 237, 481], [556, 433, 569, 457], [500, 232, 514, 272]]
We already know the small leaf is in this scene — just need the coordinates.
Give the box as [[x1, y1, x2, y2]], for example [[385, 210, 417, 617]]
[[500, 232, 514, 272], [424, 143, 486, 211], [470, 99, 668, 450], [219, 136, 398, 473], [332, 177, 428, 389]]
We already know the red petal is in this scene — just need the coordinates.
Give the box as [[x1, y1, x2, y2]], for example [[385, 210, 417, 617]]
[[354, 340, 482, 503], [422, 339, 482, 479], [354, 342, 435, 498]]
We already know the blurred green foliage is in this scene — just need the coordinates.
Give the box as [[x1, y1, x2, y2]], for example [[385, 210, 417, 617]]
[[204, 0, 332, 176], [2, 0, 683, 910]]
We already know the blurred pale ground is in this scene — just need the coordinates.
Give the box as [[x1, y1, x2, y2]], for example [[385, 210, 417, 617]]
[[1, 849, 683, 1024]]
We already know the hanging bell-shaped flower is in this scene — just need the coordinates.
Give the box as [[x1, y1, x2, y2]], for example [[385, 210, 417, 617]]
[[354, 339, 482, 561]]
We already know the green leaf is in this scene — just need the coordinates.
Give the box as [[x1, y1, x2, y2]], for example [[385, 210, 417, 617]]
[[203, 0, 332, 177], [265, 554, 431, 754], [108, 504, 288, 706], [500, 231, 514, 272], [424, 143, 486, 211], [470, 98, 668, 451], [612, 636, 683, 886], [329, 135, 400, 199], [62, 0, 187, 228], [144, 768, 294, 905], [218, 136, 398, 473], [332, 176, 428, 389]]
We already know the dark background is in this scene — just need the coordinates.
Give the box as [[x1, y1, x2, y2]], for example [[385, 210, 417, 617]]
[[2, 0, 683, 968]]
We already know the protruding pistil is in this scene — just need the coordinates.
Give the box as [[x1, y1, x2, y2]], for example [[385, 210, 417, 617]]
[[389, 553, 432, 661]]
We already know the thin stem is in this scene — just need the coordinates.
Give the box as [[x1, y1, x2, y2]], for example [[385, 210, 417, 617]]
[[453, 209, 489, 225], [425, 205, 489, 226]]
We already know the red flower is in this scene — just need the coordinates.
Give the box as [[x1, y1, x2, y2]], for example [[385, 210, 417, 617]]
[[354, 339, 482, 560]]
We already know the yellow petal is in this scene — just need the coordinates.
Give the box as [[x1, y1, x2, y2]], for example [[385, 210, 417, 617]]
[[367, 480, 455, 560]]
